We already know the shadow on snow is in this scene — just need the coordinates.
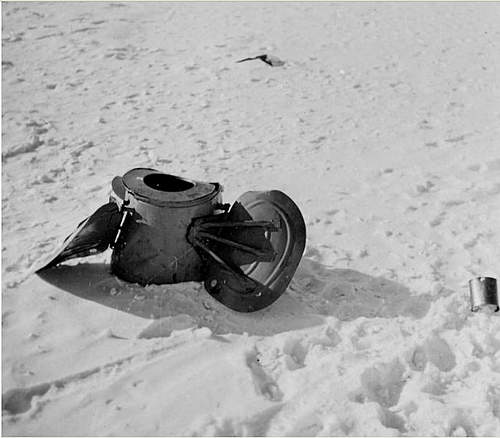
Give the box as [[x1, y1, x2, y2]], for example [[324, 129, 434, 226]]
[[36, 256, 434, 337]]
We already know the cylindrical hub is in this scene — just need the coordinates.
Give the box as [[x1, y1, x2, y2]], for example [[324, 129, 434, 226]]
[[469, 276, 499, 312], [111, 168, 222, 285]]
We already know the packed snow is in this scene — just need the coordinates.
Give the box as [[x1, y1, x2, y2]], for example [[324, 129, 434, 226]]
[[2, 2, 500, 436]]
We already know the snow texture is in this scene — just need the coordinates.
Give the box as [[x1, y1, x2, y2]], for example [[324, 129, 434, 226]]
[[2, 2, 500, 436]]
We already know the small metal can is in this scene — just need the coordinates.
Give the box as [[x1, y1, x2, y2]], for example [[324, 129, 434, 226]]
[[469, 277, 499, 312]]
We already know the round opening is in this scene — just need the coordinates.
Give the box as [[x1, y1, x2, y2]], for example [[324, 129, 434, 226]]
[[143, 173, 195, 192]]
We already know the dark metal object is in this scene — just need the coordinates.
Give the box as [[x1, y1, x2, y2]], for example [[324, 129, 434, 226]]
[[236, 54, 285, 67], [189, 190, 306, 312], [37, 168, 306, 312], [110, 168, 223, 285], [39, 202, 122, 270], [469, 277, 499, 312], [188, 201, 279, 267]]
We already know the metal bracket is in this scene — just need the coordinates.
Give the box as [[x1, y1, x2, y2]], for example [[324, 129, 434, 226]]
[[110, 200, 133, 250]]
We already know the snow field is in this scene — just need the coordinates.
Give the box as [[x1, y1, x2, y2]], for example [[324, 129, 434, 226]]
[[3, 2, 500, 436]]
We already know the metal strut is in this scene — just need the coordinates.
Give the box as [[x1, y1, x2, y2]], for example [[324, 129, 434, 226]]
[[188, 201, 279, 269]]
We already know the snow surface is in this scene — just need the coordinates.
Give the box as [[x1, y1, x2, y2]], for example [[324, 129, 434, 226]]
[[2, 2, 500, 436]]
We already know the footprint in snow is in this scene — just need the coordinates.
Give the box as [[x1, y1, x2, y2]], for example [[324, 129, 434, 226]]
[[245, 350, 283, 402]]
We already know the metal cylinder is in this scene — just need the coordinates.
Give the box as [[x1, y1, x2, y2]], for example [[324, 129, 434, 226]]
[[469, 277, 499, 312], [110, 168, 222, 285]]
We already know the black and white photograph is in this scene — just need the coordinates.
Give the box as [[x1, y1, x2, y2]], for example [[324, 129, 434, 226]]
[[2, 1, 500, 436]]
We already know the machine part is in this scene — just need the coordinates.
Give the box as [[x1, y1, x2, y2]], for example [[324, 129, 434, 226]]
[[190, 190, 306, 312], [110, 175, 126, 205], [203, 253, 278, 312], [120, 168, 218, 207], [36, 202, 122, 271], [110, 168, 223, 285], [469, 277, 499, 312], [188, 200, 279, 267], [36, 168, 307, 312], [237, 190, 306, 292]]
